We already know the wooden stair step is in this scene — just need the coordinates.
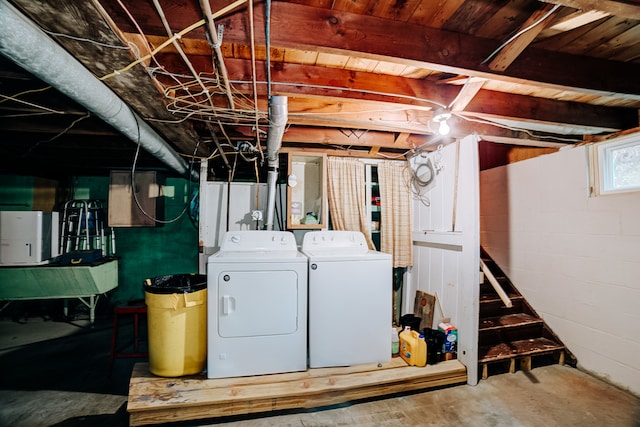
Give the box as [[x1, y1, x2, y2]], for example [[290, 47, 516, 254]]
[[479, 313, 542, 331], [479, 291, 520, 302], [480, 295, 523, 305], [478, 337, 564, 363]]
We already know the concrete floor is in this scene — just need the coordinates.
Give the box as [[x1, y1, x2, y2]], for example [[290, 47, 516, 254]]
[[0, 301, 638, 427]]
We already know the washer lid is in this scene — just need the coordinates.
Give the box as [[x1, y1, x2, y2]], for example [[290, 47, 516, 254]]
[[302, 247, 391, 261], [209, 249, 307, 262], [301, 230, 368, 253], [219, 230, 297, 252]]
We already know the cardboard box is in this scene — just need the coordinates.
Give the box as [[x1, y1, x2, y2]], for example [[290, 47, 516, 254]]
[[438, 320, 458, 360]]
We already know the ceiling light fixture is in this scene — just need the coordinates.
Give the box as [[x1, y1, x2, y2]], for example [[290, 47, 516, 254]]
[[432, 108, 452, 136]]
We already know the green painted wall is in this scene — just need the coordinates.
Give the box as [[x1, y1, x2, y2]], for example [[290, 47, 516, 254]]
[[73, 176, 199, 305], [111, 179, 199, 304], [1, 174, 199, 307], [0, 175, 34, 209]]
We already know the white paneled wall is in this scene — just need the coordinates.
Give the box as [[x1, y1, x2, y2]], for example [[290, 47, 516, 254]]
[[198, 180, 286, 273], [480, 145, 640, 395], [408, 135, 480, 385]]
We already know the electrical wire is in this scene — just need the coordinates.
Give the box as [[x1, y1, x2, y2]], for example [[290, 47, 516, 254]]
[[101, 0, 247, 82], [0, 91, 57, 109], [454, 113, 583, 142], [151, 0, 217, 114], [22, 112, 91, 157], [40, 28, 132, 50], [482, 4, 561, 65], [406, 160, 431, 207], [117, 0, 203, 104], [0, 111, 62, 118], [101, 0, 571, 162], [230, 79, 447, 109], [129, 112, 197, 225]]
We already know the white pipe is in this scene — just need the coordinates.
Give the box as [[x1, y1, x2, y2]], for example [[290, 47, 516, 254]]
[[0, 0, 197, 181], [264, 96, 288, 230]]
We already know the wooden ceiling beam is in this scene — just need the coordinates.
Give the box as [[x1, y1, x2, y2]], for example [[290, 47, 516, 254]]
[[446, 78, 487, 112], [221, 58, 636, 131], [280, 146, 403, 159], [280, 127, 404, 149], [539, 0, 640, 20], [538, 10, 611, 40], [215, 2, 640, 99], [488, 3, 559, 72]]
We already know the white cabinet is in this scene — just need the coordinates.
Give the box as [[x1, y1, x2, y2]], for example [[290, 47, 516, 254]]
[[286, 153, 326, 229]]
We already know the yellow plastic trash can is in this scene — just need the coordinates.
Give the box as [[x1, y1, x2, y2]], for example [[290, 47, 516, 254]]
[[143, 274, 207, 377]]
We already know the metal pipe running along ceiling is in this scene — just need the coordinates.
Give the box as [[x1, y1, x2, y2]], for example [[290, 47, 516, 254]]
[[0, 0, 198, 181]]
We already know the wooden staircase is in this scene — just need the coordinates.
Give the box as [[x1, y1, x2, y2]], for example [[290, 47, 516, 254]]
[[478, 247, 575, 379]]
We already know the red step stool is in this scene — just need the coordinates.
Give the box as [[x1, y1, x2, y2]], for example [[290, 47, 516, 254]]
[[109, 302, 148, 374]]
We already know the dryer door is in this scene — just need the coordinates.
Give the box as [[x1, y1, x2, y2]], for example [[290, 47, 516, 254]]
[[217, 270, 299, 337]]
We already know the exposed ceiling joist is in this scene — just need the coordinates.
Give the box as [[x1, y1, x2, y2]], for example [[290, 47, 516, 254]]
[[2, 0, 640, 176], [487, 3, 559, 71], [539, 0, 640, 20], [214, 2, 640, 99]]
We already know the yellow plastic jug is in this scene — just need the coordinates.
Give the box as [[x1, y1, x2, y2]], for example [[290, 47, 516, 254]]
[[399, 328, 427, 367]]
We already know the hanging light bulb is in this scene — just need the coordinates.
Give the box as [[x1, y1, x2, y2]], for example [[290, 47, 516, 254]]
[[438, 120, 450, 135], [432, 108, 452, 136]]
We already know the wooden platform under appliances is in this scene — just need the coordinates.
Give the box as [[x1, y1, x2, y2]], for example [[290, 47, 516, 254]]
[[127, 358, 467, 426]]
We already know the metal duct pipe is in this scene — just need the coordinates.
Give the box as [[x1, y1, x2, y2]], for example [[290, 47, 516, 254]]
[[264, 96, 288, 230], [0, 0, 197, 181]]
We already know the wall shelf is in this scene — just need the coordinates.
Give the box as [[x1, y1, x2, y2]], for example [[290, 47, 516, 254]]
[[286, 153, 327, 230]]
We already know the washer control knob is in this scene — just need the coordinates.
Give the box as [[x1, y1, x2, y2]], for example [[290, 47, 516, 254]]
[[230, 235, 240, 243], [223, 274, 230, 281], [311, 263, 317, 270]]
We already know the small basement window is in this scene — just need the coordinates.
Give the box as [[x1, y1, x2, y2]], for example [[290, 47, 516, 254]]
[[590, 134, 640, 196]]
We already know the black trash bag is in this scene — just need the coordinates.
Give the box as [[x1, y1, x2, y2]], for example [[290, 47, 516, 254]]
[[143, 274, 206, 294], [400, 314, 422, 332], [423, 328, 446, 364]]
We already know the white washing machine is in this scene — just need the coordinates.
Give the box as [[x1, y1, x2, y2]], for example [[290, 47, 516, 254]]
[[207, 230, 308, 378], [302, 230, 392, 368]]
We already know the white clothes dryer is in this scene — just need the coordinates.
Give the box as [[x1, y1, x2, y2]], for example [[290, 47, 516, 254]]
[[207, 230, 308, 378], [302, 230, 392, 368]]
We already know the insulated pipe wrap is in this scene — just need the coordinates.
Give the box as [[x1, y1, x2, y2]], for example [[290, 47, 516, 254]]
[[0, 0, 197, 180], [265, 96, 288, 230]]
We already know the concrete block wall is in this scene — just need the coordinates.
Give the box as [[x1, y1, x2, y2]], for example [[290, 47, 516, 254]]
[[480, 145, 640, 396]]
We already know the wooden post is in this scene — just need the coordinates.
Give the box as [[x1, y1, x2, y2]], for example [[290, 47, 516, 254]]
[[520, 356, 532, 371]]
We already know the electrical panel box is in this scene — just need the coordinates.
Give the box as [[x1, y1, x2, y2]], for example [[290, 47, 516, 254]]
[[0, 211, 59, 266], [108, 171, 161, 227]]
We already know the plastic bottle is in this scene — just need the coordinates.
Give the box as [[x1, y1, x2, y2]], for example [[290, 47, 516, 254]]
[[399, 327, 427, 367], [391, 327, 400, 357]]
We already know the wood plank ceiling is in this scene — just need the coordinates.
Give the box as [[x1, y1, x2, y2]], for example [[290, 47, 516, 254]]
[[0, 0, 639, 178]]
